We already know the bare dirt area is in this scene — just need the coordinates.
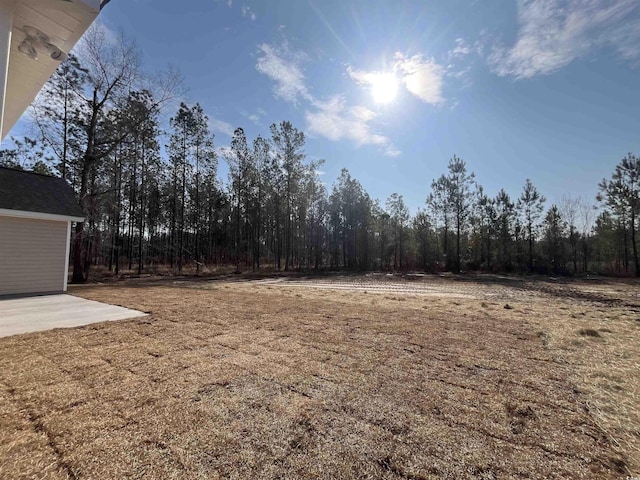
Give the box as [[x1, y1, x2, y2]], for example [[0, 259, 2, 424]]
[[0, 274, 638, 479]]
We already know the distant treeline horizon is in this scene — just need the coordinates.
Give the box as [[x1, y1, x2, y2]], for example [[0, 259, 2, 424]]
[[1, 28, 638, 279]]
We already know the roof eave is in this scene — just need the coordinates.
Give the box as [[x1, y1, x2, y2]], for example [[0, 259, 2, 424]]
[[0, 207, 84, 223], [1, 0, 102, 139]]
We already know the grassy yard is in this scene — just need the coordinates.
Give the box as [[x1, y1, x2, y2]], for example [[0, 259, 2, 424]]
[[0, 276, 638, 479]]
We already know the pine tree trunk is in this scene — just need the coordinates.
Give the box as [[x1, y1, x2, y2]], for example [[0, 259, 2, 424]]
[[528, 224, 534, 273], [71, 92, 100, 283], [631, 213, 639, 276], [456, 219, 461, 272], [138, 144, 145, 275]]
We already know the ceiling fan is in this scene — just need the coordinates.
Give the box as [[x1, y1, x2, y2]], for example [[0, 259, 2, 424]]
[[17, 25, 68, 62]]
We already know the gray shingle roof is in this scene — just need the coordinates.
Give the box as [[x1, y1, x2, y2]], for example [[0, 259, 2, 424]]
[[0, 167, 84, 219]]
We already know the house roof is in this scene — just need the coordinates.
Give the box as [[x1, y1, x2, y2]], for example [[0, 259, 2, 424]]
[[0, 167, 83, 219]]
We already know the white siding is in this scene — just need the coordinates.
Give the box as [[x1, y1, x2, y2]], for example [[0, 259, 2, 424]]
[[0, 216, 68, 296]]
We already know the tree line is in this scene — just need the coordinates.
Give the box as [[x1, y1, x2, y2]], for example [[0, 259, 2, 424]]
[[1, 28, 638, 278]]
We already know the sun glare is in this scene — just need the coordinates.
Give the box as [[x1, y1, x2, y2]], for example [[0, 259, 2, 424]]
[[370, 72, 398, 104]]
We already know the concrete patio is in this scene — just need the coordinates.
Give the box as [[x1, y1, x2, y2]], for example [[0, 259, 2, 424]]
[[0, 294, 147, 337]]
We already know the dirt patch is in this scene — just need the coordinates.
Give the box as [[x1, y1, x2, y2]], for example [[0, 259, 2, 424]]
[[0, 275, 637, 479]]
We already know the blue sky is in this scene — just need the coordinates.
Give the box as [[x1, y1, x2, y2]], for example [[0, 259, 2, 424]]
[[12, 0, 640, 213]]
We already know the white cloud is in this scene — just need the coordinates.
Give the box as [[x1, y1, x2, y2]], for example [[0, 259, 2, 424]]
[[241, 107, 265, 125], [255, 42, 311, 104], [208, 118, 235, 137], [346, 66, 379, 85], [306, 95, 400, 156], [384, 147, 402, 157], [394, 53, 445, 105], [348, 53, 445, 105], [256, 40, 400, 156], [607, 19, 640, 61], [474, 30, 494, 58], [443, 38, 475, 88], [241, 5, 256, 21], [489, 0, 640, 79], [448, 66, 471, 79], [446, 64, 472, 89], [449, 37, 471, 59], [72, 21, 118, 57]]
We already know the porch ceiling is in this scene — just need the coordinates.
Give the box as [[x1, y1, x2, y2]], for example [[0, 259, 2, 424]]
[[1, 0, 100, 139]]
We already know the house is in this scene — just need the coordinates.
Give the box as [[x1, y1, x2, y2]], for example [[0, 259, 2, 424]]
[[0, 166, 83, 296], [0, 0, 109, 140], [0, 1, 109, 296]]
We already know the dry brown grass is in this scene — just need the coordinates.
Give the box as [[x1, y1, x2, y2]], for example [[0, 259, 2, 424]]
[[0, 275, 638, 479], [518, 280, 640, 476]]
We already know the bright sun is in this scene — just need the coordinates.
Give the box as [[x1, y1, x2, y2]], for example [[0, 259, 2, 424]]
[[370, 73, 398, 104]]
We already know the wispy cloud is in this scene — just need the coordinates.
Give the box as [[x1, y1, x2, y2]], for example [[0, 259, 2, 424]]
[[394, 53, 445, 105], [255, 42, 311, 104], [306, 95, 399, 156], [443, 38, 476, 88], [347, 53, 445, 105], [489, 0, 640, 79], [241, 106, 266, 125], [241, 5, 256, 21], [449, 38, 471, 60], [209, 118, 235, 137], [346, 66, 380, 86], [607, 18, 640, 61], [74, 20, 118, 55], [256, 41, 400, 156]]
